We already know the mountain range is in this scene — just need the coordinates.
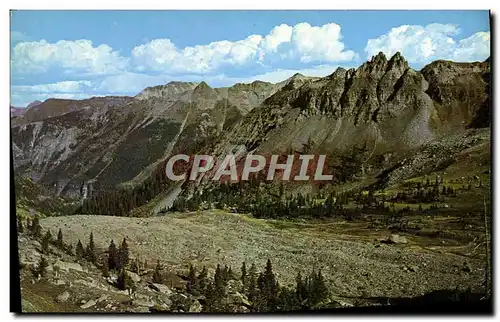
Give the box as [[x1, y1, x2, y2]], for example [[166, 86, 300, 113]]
[[11, 52, 490, 216]]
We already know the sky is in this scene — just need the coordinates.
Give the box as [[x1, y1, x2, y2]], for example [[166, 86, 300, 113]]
[[10, 10, 491, 107]]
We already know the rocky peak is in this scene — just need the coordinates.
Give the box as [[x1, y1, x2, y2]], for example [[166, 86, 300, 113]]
[[135, 81, 199, 100], [371, 51, 388, 64], [191, 81, 218, 101], [281, 73, 318, 91], [27, 100, 43, 109], [387, 52, 408, 72]]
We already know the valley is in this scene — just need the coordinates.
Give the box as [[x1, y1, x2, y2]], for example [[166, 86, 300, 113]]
[[12, 52, 492, 313]]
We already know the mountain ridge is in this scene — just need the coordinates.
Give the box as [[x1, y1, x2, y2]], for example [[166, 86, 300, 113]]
[[11, 52, 490, 216]]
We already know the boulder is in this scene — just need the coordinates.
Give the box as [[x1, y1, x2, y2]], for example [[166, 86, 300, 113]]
[[148, 283, 173, 295], [188, 300, 203, 313], [132, 297, 155, 308], [383, 234, 408, 244], [80, 299, 97, 309], [96, 294, 109, 303], [54, 260, 84, 272], [126, 270, 141, 283], [56, 291, 70, 303]]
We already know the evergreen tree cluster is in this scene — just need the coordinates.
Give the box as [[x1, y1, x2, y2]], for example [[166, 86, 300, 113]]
[[79, 159, 172, 216], [177, 259, 331, 313], [170, 181, 353, 220]]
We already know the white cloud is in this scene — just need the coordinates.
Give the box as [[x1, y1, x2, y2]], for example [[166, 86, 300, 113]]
[[10, 21, 490, 107], [12, 80, 92, 94], [93, 72, 168, 94], [11, 39, 128, 76], [365, 23, 490, 65], [131, 22, 356, 74]]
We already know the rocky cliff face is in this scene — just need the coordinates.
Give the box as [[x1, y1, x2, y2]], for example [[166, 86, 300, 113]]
[[10, 79, 286, 198], [215, 52, 489, 157], [11, 52, 490, 207]]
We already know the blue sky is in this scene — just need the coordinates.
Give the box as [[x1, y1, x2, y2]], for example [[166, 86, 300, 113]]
[[11, 10, 490, 107]]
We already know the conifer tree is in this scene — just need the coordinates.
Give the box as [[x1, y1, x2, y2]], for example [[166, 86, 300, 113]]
[[260, 259, 279, 312], [101, 258, 110, 278], [41, 230, 52, 254], [117, 268, 134, 291], [76, 239, 85, 259], [29, 216, 42, 238], [85, 232, 97, 263], [241, 261, 247, 288], [247, 263, 258, 303], [277, 286, 299, 312], [57, 228, 64, 248], [186, 264, 197, 294], [152, 259, 164, 284], [117, 238, 129, 270], [295, 272, 308, 306], [310, 270, 329, 306], [197, 266, 208, 294], [203, 282, 216, 312], [33, 256, 49, 278], [107, 240, 118, 271], [214, 264, 227, 300]]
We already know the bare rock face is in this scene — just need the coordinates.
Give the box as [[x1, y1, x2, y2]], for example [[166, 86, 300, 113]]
[[54, 260, 84, 273], [135, 81, 199, 101], [218, 52, 489, 158], [421, 59, 490, 129]]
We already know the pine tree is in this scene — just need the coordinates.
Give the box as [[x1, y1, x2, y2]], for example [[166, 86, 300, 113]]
[[203, 282, 216, 312], [214, 264, 225, 295], [152, 259, 164, 284], [247, 263, 258, 303], [277, 286, 299, 312], [33, 256, 49, 278], [101, 258, 110, 278], [56, 228, 64, 248], [295, 272, 308, 306], [41, 230, 52, 254], [85, 232, 97, 263], [107, 240, 118, 271], [76, 240, 85, 259], [186, 264, 197, 294], [117, 268, 134, 291], [310, 270, 329, 306], [260, 259, 279, 312], [117, 238, 129, 271], [29, 216, 42, 238], [241, 261, 247, 288], [197, 266, 208, 294]]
